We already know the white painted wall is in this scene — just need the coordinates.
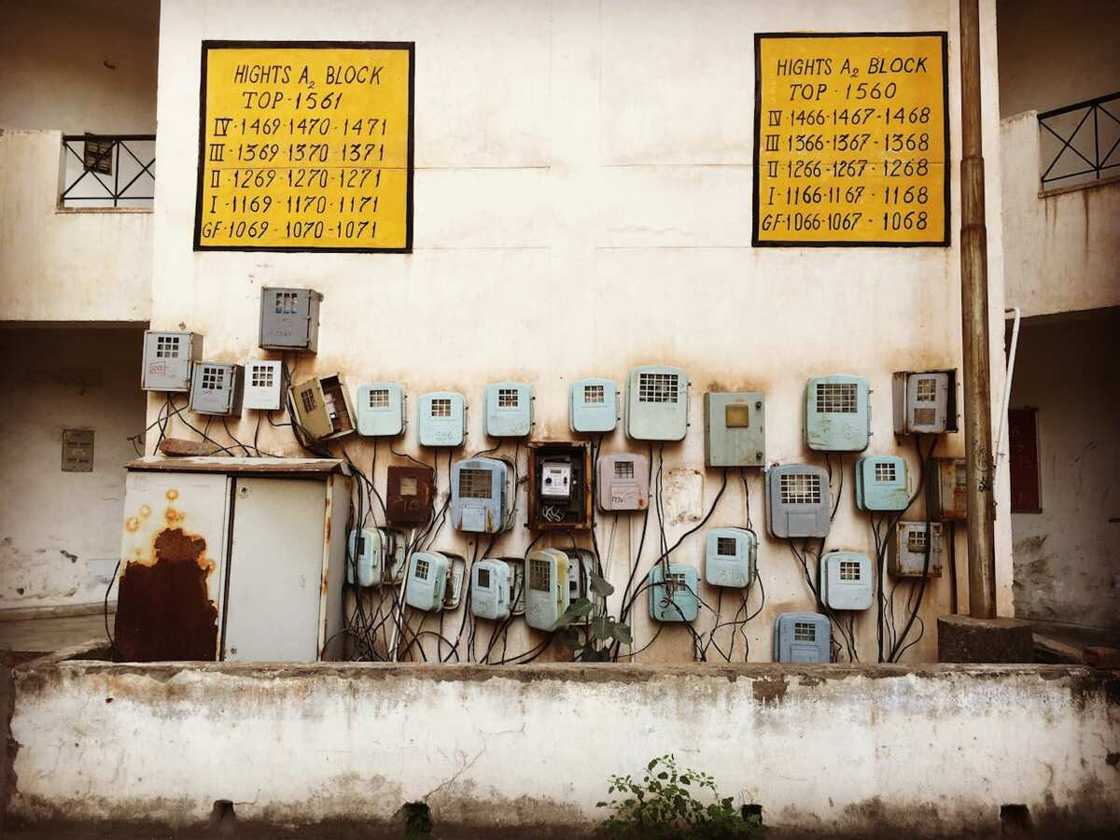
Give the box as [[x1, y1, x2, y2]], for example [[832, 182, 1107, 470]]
[[146, 0, 1013, 664], [0, 327, 147, 610]]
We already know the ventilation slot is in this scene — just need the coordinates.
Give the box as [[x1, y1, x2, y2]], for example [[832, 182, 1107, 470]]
[[497, 388, 519, 408], [916, 377, 937, 402], [638, 372, 679, 404], [430, 398, 452, 418], [300, 388, 317, 413], [529, 559, 550, 591], [201, 367, 225, 391], [275, 291, 299, 314], [913, 407, 937, 426], [414, 558, 430, 581], [907, 530, 929, 553], [839, 560, 860, 581], [156, 335, 180, 359], [780, 473, 822, 505], [583, 384, 605, 404], [874, 461, 897, 482], [458, 468, 493, 499], [368, 388, 390, 408], [250, 365, 274, 388], [794, 621, 816, 642]]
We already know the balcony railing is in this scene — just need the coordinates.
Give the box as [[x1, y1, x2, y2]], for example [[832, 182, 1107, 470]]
[[60, 134, 155, 209], [1038, 92, 1120, 190]]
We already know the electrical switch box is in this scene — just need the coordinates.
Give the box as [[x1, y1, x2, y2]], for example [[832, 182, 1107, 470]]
[[805, 375, 871, 452], [626, 365, 689, 441], [893, 370, 957, 435], [418, 391, 467, 447], [704, 528, 756, 588], [289, 374, 355, 442], [570, 378, 618, 433], [405, 551, 449, 612], [890, 521, 944, 577], [705, 392, 765, 467], [525, 548, 571, 631], [773, 612, 831, 663], [243, 360, 284, 410], [485, 381, 533, 437], [189, 362, 243, 416], [566, 548, 601, 624], [347, 528, 381, 587], [471, 559, 512, 621], [451, 457, 512, 534], [598, 453, 650, 512], [930, 458, 968, 521], [356, 383, 406, 437], [855, 455, 910, 512], [503, 557, 526, 616], [649, 563, 699, 623], [387, 465, 435, 525], [142, 331, 202, 392], [443, 554, 466, 610], [383, 529, 408, 585], [528, 441, 592, 530], [767, 464, 831, 539], [819, 551, 873, 610], [259, 287, 322, 352]]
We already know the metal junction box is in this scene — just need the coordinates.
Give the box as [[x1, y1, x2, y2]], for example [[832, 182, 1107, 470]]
[[893, 370, 958, 435], [570, 377, 618, 433], [142, 331, 202, 392], [805, 374, 871, 452], [626, 365, 689, 442], [705, 392, 765, 467], [243, 360, 284, 411], [767, 464, 831, 539], [649, 563, 699, 623], [418, 391, 467, 447], [930, 458, 968, 521], [566, 548, 601, 624], [704, 527, 757, 588], [855, 455, 910, 512], [773, 612, 830, 663], [528, 441, 592, 530], [471, 558, 512, 621], [485, 381, 533, 437], [597, 452, 650, 512], [891, 521, 945, 577], [451, 457, 512, 534], [387, 465, 435, 525], [346, 526, 405, 588], [189, 362, 243, 416], [289, 374, 355, 442], [356, 383, 406, 437], [819, 551, 873, 610], [259, 287, 322, 352], [405, 551, 449, 611], [504, 556, 526, 616], [526, 548, 570, 631]]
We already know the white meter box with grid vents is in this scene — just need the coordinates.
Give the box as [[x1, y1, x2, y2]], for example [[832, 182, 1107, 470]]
[[525, 548, 570, 631], [774, 612, 830, 663], [649, 563, 700, 623], [356, 383, 406, 437], [189, 362, 243, 416], [142, 331, 202, 392], [451, 457, 512, 534], [705, 528, 757, 588], [597, 453, 649, 512], [243, 361, 284, 410], [259, 287, 322, 352], [855, 455, 910, 511], [893, 370, 957, 435], [418, 391, 466, 447], [805, 375, 871, 452], [819, 551, 873, 610], [767, 464, 831, 538], [626, 365, 689, 441], [485, 381, 533, 437], [405, 551, 449, 611], [570, 378, 618, 433]]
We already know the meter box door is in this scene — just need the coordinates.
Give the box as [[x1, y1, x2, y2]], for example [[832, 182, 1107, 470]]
[[890, 521, 945, 577], [855, 455, 910, 512], [418, 391, 467, 447], [930, 458, 968, 521], [598, 452, 650, 512], [451, 457, 511, 534], [142, 331, 202, 392], [805, 375, 871, 452], [570, 378, 618, 433], [405, 551, 449, 612], [525, 548, 571, 631], [705, 392, 766, 467], [773, 612, 831, 663], [704, 528, 757, 588], [819, 551, 873, 610], [485, 381, 533, 438], [289, 374, 356, 442], [767, 465, 831, 539], [190, 362, 244, 416], [649, 563, 700, 623], [259, 287, 322, 352], [471, 559, 512, 621], [243, 360, 284, 410], [387, 465, 435, 525], [893, 370, 957, 435], [528, 441, 593, 530], [356, 383, 406, 437], [347, 527, 382, 587], [626, 365, 689, 441]]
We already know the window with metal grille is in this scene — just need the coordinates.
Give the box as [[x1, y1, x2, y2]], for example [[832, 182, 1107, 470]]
[[583, 384, 605, 404], [717, 536, 738, 556], [637, 372, 679, 404], [414, 557, 430, 581], [780, 473, 821, 505], [155, 335, 180, 359], [458, 468, 493, 499], [794, 621, 816, 642], [614, 460, 635, 479], [907, 530, 929, 553], [874, 461, 896, 483], [815, 381, 857, 413], [300, 388, 317, 413], [201, 367, 224, 391], [250, 365, 274, 388], [497, 388, 519, 408], [274, 291, 299, 315], [529, 558, 550, 591], [477, 567, 491, 589], [368, 388, 390, 409], [839, 560, 861, 581], [915, 377, 937, 402], [431, 398, 451, 418]]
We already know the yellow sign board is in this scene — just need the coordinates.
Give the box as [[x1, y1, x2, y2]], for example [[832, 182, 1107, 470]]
[[753, 33, 948, 246], [194, 41, 413, 252]]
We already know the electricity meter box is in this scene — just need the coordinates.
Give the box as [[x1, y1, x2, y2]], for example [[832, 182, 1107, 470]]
[[704, 528, 756, 589], [471, 559, 513, 621], [767, 464, 831, 539], [142, 331, 202, 392], [626, 365, 689, 442], [387, 465, 435, 525], [528, 441, 592, 530], [598, 452, 650, 512], [346, 527, 405, 588], [503, 557, 527, 616], [356, 383, 406, 437], [418, 391, 467, 447], [243, 360, 285, 411], [805, 375, 871, 452], [485, 381, 533, 438], [525, 548, 571, 631], [451, 457, 512, 534], [855, 455, 910, 512], [649, 563, 699, 623], [566, 548, 602, 624], [404, 551, 449, 612], [289, 374, 355, 442], [893, 370, 958, 435], [773, 612, 830, 663], [930, 458, 968, 521], [259, 287, 322, 352], [891, 521, 945, 577], [189, 362, 243, 416], [570, 378, 618, 433], [818, 551, 873, 610], [705, 392, 765, 467]]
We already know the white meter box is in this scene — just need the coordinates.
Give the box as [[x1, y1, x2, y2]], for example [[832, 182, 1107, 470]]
[[570, 378, 618, 433], [485, 381, 533, 437], [418, 391, 467, 447], [356, 383, 406, 437], [142, 331, 202, 392], [189, 362, 243, 416], [805, 375, 871, 452], [243, 361, 284, 410], [626, 365, 688, 441]]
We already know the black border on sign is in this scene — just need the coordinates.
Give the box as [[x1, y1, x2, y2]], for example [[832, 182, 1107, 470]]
[[192, 40, 415, 254], [751, 31, 951, 248]]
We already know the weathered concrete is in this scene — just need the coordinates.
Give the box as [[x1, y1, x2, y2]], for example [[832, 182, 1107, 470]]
[[937, 615, 1035, 662]]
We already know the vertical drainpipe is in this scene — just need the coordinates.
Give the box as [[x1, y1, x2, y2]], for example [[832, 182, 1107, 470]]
[[958, 0, 997, 618]]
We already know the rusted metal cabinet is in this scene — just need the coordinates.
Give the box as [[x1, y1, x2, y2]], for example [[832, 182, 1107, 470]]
[[115, 457, 349, 663]]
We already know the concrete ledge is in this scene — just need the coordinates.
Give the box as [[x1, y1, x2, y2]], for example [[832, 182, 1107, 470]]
[[938, 615, 1035, 662]]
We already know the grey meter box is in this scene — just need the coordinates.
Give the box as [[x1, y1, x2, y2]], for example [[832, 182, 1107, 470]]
[[259, 287, 322, 352], [891, 521, 945, 577], [773, 612, 830, 663], [189, 362, 243, 416], [767, 464, 831, 539], [705, 392, 765, 467], [142, 331, 202, 392], [818, 551, 873, 610], [893, 370, 957, 435]]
